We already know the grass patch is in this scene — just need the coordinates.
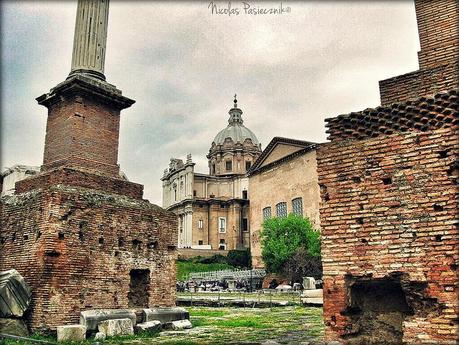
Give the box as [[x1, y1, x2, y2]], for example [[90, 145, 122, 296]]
[[190, 309, 226, 317]]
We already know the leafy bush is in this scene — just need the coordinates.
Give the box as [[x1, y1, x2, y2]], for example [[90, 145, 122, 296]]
[[260, 214, 320, 274], [226, 249, 252, 268]]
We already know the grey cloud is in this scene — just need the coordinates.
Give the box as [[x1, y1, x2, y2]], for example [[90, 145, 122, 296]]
[[1, 1, 419, 204]]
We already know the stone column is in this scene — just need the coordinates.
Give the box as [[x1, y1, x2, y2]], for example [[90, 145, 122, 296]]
[[70, 0, 110, 80]]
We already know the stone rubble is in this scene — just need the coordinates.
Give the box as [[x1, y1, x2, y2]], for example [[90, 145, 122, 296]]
[[98, 318, 134, 337], [56, 324, 86, 342]]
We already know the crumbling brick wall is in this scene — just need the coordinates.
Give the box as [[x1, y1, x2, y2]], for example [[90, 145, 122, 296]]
[[317, 105, 458, 343], [379, 0, 458, 106], [0, 185, 177, 331]]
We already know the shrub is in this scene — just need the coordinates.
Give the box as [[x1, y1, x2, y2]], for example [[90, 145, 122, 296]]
[[260, 214, 320, 274], [226, 249, 252, 268]]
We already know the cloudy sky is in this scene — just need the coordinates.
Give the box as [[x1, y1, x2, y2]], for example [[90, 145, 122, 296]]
[[1, 1, 420, 204]]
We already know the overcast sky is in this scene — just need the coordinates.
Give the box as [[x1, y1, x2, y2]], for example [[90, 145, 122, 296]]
[[1, 1, 420, 204]]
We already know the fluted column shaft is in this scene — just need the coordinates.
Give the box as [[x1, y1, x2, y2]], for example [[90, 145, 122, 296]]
[[70, 0, 109, 80]]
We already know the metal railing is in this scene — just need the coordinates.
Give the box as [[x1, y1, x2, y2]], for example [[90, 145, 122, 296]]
[[188, 268, 266, 281]]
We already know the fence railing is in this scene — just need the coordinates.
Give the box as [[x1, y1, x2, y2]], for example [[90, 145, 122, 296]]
[[188, 268, 266, 281]]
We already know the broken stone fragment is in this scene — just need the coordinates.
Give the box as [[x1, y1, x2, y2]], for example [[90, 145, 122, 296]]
[[143, 307, 189, 323], [166, 319, 192, 330], [94, 331, 106, 341], [0, 318, 29, 337], [134, 320, 162, 334], [56, 324, 86, 342], [98, 318, 134, 337], [0, 269, 32, 318], [80, 309, 136, 331]]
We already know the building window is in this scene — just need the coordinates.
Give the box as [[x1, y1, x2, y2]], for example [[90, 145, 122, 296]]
[[220, 204, 225, 208], [262, 207, 271, 221], [219, 239, 226, 250], [276, 202, 287, 218], [242, 190, 248, 199], [198, 240, 203, 245], [198, 219, 203, 229], [242, 218, 248, 232], [193, 190, 197, 197], [292, 197, 303, 216], [225, 160, 232, 171], [211, 164, 216, 174], [246, 161, 251, 170], [219, 217, 226, 233]]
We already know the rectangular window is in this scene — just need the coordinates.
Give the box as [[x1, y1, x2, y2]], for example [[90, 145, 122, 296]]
[[219, 217, 226, 233], [242, 190, 248, 199], [262, 207, 272, 221], [242, 218, 248, 231], [198, 219, 203, 229], [276, 202, 287, 218], [226, 160, 232, 171], [193, 190, 197, 197], [198, 240, 203, 245], [246, 161, 251, 170], [292, 197, 303, 216]]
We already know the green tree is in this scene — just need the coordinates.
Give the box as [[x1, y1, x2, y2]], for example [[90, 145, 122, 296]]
[[260, 214, 320, 274]]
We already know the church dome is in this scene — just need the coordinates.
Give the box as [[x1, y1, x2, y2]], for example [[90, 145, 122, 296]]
[[212, 96, 259, 146]]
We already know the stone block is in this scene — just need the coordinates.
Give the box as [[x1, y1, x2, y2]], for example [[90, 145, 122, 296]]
[[56, 324, 86, 342], [80, 309, 136, 331], [0, 318, 29, 337], [134, 320, 162, 334], [167, 319, 192, 330], [0, 269, 32, 318], [143, 307, 189, 324], [302, 277, 316, 290], [98, 318, 134, 337], [301, 289, 323, 298], [94, 331, 106, 341]]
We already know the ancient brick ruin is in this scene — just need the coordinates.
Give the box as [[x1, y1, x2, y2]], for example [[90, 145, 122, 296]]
[[379, 0, 458, 106], [0, 0, 177, 332], [317, 0, 458, 344]]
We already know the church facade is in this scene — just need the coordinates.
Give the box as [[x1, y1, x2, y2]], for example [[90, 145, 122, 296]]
[[162, 98, 262, 252]]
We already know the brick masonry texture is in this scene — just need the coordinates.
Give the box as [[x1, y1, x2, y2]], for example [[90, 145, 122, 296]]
[[317, 126, 459, 343], [0, 185, 177, 331], [325, 89, 458, 141], [15, 167, 144, 200], [0, 74, 177, 332], [379, 0, 458, 106], [379, 64, 459, 107]]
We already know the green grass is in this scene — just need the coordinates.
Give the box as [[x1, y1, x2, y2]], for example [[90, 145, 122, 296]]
[[176, 261, 234, 281], [2, 306, 324, 345]]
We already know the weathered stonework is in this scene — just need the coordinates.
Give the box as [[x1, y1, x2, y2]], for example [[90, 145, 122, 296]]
[[0, 0, 177, 332], [379, 0, 458, 106], [317, 125, 458, 344], [0, 185, 177, 331]]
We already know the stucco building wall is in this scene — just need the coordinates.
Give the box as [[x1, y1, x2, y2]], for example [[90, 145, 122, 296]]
[[249, 149, 321, 268]]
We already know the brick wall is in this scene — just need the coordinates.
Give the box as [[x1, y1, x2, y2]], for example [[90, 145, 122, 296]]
[[415, 0, 459, 70], [42, 94, 121, 177], [379, 0, 458, 106], [379, 65, 459, 106], [326, 89, 458, 141], [15, 167, 144, 200], [317, 127, 458, 344], [0, 185, 177, 332]]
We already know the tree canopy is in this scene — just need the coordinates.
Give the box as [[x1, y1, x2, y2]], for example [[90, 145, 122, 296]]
[[260, 214, 320, 274]]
